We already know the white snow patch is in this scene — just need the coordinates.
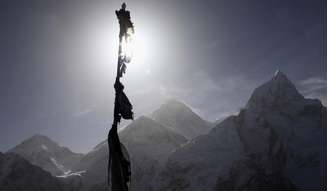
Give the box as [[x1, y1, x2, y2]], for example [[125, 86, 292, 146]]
[[41, 144, 48, 151], [274, 70, 280, 77], [50, 157, 70, 174], [56, 170, 86, 178]]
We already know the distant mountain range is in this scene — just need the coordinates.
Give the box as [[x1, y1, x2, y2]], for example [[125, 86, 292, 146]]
[[3, 71, 326, 191]]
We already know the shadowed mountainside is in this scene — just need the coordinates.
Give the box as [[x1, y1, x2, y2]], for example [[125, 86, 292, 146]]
[[4, 71, 326, 191], [160, 71, 326, 191], [8, 134, 84, 176], [0, 152, 79, 191]]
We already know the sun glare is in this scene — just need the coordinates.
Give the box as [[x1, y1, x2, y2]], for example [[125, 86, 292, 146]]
[[125, 27, 154, 75], [87, 19, 160, 79]]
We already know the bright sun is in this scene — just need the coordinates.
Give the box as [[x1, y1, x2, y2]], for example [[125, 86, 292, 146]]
[[126, 27, 154, 75], [87, 20, 159, 78]]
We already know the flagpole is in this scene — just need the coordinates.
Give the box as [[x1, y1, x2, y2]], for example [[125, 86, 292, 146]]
[[107, 36, 126, 191], [108, 3, 134, 191]]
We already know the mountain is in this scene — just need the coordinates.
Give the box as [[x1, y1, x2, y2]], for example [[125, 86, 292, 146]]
[[160, 71, 326, 191], [119, 116, 187, 191], [6, 71, 324, 191], [152, 99, 212, 139], [74, 116, 187, 191], [8, 134, 84, 176], [120, 116, 187, 164], [0, 152, 68, 191], [72, 140, 109, 191], [160, 115, 245, 191]]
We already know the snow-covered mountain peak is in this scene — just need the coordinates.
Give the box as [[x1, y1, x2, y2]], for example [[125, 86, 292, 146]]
[[152, 99, 212, 139], [246, 71, 304, 110], [9, 134, 60, 153], [160, 71, 326, 191], [156, 99, 194, 114], [272, 70, 295, 87], [8, 134, 83, 176], [274, 69, 285, 77]]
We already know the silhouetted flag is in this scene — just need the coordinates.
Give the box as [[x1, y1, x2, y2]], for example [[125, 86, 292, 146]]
[[114, 80, 134, 120], [108, 128, 131, 191]]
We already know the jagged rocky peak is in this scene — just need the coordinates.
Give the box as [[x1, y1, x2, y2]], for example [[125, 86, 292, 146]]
[[246, 70, 304, 110]]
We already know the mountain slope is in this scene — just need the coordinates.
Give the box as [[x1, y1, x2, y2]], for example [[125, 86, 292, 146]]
[[74, 116, 187, 191], [152, 99, 212, 139], [72, 139, 109, 191], [120, 116, 188, 191], [120, 116, 187, 164], [160, 71, 326, 191], [160, 115, 245, 191], [0, 152, 67, 191], [8, 134, 84, 176]]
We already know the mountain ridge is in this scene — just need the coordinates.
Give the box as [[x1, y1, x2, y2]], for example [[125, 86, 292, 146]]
[[160, 71, 326, 191], [151, 99, 212, 139], [8, 134, 84, 176], [73, 116, 188, 191], [4, 71, 325, 191]]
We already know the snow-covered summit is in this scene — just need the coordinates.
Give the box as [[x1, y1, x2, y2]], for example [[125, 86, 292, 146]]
[[246, 71, 306, 111], [16, 134, 59, 150], [152, 99, 212, 139]]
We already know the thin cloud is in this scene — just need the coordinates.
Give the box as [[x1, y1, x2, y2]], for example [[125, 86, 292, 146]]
[[298, 77, 327, 105], [73, 108, 94, 118]]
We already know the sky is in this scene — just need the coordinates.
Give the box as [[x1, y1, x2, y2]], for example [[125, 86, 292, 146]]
[[0, 0, 326, 153]]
